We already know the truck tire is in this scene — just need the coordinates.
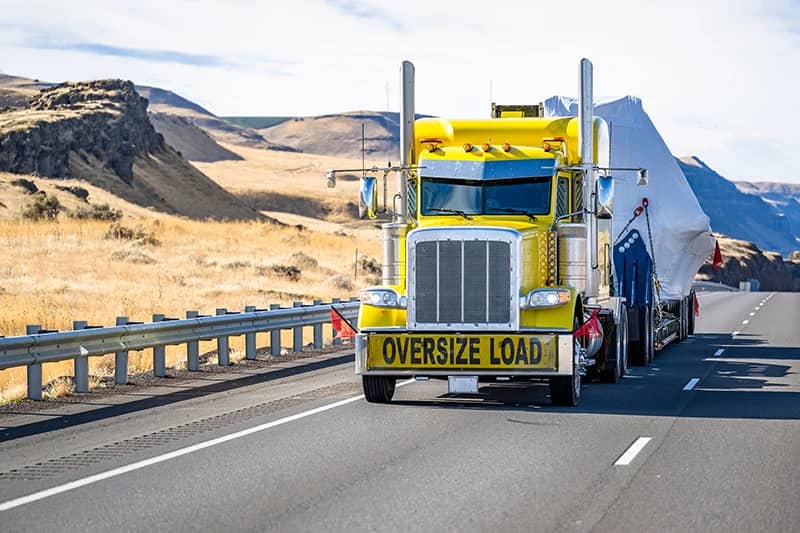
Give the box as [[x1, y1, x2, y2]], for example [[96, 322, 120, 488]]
[[550, 316, 582, 406], [629, 304, 653, 366], [601, 309, 628, 383], [363, 376, 396, 403]]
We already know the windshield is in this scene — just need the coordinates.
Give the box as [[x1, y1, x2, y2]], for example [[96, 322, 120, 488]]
[[421, 176, 552, 216]]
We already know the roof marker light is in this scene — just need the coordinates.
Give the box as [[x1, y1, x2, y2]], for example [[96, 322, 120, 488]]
[[482, 143, 491, 152], [502, 143, 511, 152], [463, 143, 473, 152], [543, 142, 552, 152]]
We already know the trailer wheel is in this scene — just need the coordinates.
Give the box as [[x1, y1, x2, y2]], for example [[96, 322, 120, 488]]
[[550, 316, 582, 406], [601, 310, 628, 383], [362, 376, 396, 403], [688, 291, 696, 335], [629, 304, 654, 366]]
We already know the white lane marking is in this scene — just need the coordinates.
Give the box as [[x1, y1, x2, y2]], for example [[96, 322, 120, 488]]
[[732, 331, 740, 337], [742, 320, 749, 325], [614, 437, 653, 466], [0, 379, 415, 512], [683, 378, 701, 391], [749, 312, 755, 316], [713, 348, 725, 357]]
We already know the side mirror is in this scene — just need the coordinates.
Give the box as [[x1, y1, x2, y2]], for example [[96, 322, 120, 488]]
[[596, 174, 614, 219], [359, 176, 378, 219], [326, 169, 336, 188]]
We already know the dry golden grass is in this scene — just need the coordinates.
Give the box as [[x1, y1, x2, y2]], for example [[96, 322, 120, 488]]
[[0, 205, 380, 403]]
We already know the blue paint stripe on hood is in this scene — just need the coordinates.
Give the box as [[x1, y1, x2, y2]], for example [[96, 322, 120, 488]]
[[419, 158, 556, 180]]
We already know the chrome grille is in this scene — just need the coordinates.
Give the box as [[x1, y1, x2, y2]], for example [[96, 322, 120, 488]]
[[408, 228, 519, 330]]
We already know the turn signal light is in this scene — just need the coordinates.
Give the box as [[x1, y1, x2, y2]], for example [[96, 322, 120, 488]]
[[543, 142, 551, 152], [427, 143, 437, 153], [463, 143, 473, 152]]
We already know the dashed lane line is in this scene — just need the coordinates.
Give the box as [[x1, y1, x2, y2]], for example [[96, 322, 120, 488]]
[[614, 437, 653, 466], [683, 378, 701, 391], [714, 348, 725, 357]]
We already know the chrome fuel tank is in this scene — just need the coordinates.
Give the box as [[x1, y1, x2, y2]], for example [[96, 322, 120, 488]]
[[557, 223, 587, 294]]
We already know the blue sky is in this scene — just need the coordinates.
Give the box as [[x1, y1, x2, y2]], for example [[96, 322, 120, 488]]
[[1, 0, 799, 183]]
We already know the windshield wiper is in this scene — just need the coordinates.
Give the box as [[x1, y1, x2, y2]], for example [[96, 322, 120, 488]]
[[485, 207, 538, 222], [426, 207, 473, 220]]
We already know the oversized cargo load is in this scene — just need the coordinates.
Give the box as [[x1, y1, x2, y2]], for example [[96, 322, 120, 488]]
[[545, 96, 715, 300]]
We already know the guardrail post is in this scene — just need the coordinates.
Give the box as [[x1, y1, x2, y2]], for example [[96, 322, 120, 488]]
[[73, 321, 89, 393], [26, 325, 42, 401], [114, 316, 129, 385], [245, 306, 257, 360], [152, 314, 166, 377], [293, 301, 304, 353], [313, 299, 323, 349], [331, 298, 342, 346], [186, 311, 200, 371], [270, 303, 281, 357], [216, 308, 230, 366]]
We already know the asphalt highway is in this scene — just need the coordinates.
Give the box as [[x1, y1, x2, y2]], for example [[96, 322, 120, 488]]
[[0, 291, 797, 532]]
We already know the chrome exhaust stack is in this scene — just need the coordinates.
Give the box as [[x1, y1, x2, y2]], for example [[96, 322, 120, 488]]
[[397, 60, 415, 223], [578, 58, 599, 298]]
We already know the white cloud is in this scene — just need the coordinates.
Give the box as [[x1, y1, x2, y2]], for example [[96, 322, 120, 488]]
[[1, 0, 799, 182]]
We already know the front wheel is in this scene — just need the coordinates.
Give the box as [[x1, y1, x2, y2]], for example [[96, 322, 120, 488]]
[[362, 376, 396, 403]]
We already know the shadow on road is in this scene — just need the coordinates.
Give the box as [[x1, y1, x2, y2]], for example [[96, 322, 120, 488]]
[[0, 354, 354, 443], [394, 333, 800, 421]]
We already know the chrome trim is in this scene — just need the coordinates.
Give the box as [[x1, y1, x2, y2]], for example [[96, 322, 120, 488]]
[[407, 227, 521, 331], [359, 369, 563, 377], [355, 334, 368, 374], [557, 334, 574, 375]]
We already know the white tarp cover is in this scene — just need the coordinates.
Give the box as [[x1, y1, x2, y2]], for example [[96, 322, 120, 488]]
[[545, 95, 715, 300]]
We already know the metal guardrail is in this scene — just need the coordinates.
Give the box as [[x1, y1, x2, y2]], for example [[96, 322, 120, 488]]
[[0, 299, 360, 401]]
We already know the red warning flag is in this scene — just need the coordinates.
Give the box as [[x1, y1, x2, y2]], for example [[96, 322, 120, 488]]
[[712, 240, 723, 270], [574, 309, 603, 342], [330, 306, 356, 339]]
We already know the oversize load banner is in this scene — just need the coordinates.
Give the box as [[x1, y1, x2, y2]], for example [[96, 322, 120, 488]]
[[366, 334, 558, 370]]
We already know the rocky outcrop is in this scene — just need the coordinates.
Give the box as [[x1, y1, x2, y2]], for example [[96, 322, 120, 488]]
[[697, 235, 799, 291], [0, 80, 164, 182]]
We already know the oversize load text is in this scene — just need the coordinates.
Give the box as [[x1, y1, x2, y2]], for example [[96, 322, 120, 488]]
[[372, 336, 553, 367]]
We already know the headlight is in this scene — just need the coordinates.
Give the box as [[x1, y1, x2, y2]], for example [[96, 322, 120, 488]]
[[360, 288, 407, 309], [522, 288, 571, 309]]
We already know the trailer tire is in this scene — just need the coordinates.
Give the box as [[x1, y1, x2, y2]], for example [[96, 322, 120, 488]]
[[550, 316, 582, 406], [629, 304, 653, 366], [362, 376, 396, 403], [688, 292, 696, 335], [601, 309, 628, 383]]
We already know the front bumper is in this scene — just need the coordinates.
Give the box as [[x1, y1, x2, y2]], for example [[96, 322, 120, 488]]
[[355, 332, 574, 377]]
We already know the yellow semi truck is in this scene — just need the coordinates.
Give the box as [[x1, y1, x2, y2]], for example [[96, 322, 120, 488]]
[[327, 59, 704, 406]]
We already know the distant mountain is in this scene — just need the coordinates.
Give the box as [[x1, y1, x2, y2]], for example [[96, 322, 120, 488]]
[[0, 79, 261, 220], [735, 181, 800, 248], [257, 110, 424, 161], [678, 156, 799, 256], [0, 74, 295, 162]]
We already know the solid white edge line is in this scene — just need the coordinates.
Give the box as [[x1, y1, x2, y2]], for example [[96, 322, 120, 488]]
[[713, 348, 725, 357], [683, 378, 701, 391], [614, 437, 653, 466], [0, 379, 415, 512]]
